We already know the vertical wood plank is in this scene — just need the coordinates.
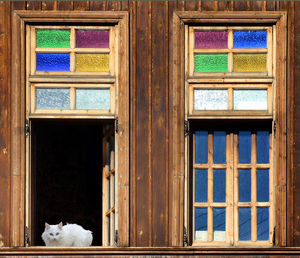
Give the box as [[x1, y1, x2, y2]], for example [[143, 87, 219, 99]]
[[89, 1, 106, 11], [57, 1, 73, 11], [266, 0, 276, 11], [233, 1, 247, 11], [218, 1, 231, 11], [151, 1, 167, 247], [73, 1, 89, 11], [121, 0, 129, 11], [107, 1, 121, 11], [26, 1, 41, 10], [202, 1, 217, 11], [249, 1, 265, 11], [41, 1, 57, 11], [0, 1, 11, 247], [185, 1, 198, 11]]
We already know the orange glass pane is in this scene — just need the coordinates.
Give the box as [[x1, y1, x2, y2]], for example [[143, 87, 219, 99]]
[[76, 54, 109, 72], [233, 54, 266, 72]]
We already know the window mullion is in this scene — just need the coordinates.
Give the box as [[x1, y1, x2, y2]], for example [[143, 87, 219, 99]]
[[207, 133, 214, 242]]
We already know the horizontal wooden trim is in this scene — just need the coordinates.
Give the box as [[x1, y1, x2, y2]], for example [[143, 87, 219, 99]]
[[187, 116, 273, 120], [35, 48, 110, 54], [194, 49, 267, 54], [188, 77, 273, 84], [29, 114, 115, 119], [1, 247, 300, 255], [29, 76, 116, 83]]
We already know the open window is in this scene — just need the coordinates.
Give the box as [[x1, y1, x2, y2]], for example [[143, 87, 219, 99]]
[[171, 12, 286, 247], [11, 11, 129, 247]]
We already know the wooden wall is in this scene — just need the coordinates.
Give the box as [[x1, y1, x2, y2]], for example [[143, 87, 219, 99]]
[[0, 0, 299, 248]]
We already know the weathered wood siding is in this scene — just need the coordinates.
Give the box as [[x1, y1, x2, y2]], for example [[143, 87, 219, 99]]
[[0, 0, 299, 248]]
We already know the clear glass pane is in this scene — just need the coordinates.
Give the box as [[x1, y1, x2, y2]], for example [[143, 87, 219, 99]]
[[194, 90, 228, 110], [213, 131, 226, 164], [195, 131, 208, 164], [233, 30, 267, 49], [233, 54, 267, 72], [238, 131, 251, 164], [195, 31, 228, 49], [36, 53, 70, 72], [76, 54, 109, 72], [234, 90, 267, 110], [257, 131, 270, 164], [213, 169, 226, 203], [257, 169, 269, 202], [76, 89, 110, 110], [36, 30, 70, 48], [195, 54, 228, 73], [195, 169, 208, 203], [257, 208, 269, 241], [76, 30, 109, 48], [239, 208, 251, 241], [213, 208, 226, 241], [195, 208, 208, 241], [36, 88, 70, 109], [239, 169, 251, 202]]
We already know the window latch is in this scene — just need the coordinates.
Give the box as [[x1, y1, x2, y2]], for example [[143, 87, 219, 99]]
[[184, 120, 190, 137], [114, 229, 118, 246], [183, 226, 188, 246], [115, 117, 119, 134], [25, 226, 30, 246], [272, 226, 276, 245], [273, 120, 276, 137], [25, 119, 30, 136]]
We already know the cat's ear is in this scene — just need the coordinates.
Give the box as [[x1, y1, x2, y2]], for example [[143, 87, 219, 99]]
[[58, 222, 63, 229], [45, 223, 50, 230]]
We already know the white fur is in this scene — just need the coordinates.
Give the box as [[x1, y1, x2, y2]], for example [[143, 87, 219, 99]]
[[41, 222, 93, 247]]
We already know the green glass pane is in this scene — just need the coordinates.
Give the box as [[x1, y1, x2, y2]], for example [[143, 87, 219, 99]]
[[36, 30, 70, 48], [195, 54, 228, 73]]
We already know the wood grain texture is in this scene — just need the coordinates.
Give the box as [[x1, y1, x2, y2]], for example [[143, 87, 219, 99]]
[[41, 1, 57, 11], [57, 1, 73, 11], [26, 1, 41, 10], [73, 1, 89, 11]]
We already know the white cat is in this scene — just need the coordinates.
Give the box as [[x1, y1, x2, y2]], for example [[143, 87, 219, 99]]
[[41, 222, 93, 247]]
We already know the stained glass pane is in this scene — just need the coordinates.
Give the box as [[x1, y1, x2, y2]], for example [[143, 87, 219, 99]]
[[36, 88, 70, 109], [36, 53, 70, 71], [239, 131, 251, 164], [213, 169, 226, 203], [195, 208, 207, 241], [233, 54, 266, 72], [195, 169, 208, 202], [257, 131, 270, 164], [233, 30, 267, 49], [213, 208, 226, 241], [257, 208, 269, 241], [257, 169, 269, 202], [195, 54, 228, 73], [195, 31, 228, 49], [76, 54, 109, 72], [76, 89, 110, 110], [76, 30, 109, 48], [239, 169, 251, 202], [234, 90, 267, 110], [194, 90, 228, 110], [195, 131, 208, 164], [213, 131, 226, 164], [239, 208, 251, 241], [36, 30, 70, 48]]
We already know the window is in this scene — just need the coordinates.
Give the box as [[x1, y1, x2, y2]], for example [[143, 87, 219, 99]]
[[11, 11, 129, 247], [171, 12, 286, 247]]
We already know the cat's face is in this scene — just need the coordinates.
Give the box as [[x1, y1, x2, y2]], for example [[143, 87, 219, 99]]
[[44, 223, 63, 242]]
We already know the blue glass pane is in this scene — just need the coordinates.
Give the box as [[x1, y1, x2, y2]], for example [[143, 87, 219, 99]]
[[36, 53, 70, 71], [239, 131, 251, 164], [195, 208, 207, 241], [239, 169, 251, 202], [257, 169, 269, 202], [213, 131, 226, 164], [36, 88, 70, 109], [76, 89, 110, 110], [233, 30, 267, 49], [257, 131, 269, 164], [195, 170, 208, 202], [239, 208, 251, 241], [213, 169, 226, 202], [213, 208, 226, 241], [257, 208, 269, 241], [195, 131, 208, 164]]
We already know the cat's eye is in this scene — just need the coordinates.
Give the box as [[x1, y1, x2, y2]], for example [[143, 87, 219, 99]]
[[56, 232, 59, 235], [50, 233, 53, 236]]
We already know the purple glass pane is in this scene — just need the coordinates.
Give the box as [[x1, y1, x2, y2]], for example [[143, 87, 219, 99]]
[[76, 30, 109, 48], [195, 31, 228, 49]]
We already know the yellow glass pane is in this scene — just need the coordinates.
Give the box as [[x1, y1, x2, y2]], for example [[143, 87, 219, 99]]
[[233, 54, 266, 72], [76, 54, 109, 72]]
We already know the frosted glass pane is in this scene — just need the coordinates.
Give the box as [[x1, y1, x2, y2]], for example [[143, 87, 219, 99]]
[[195, 54, 228, 73], [233, 54, 267, 72], [36, 53, 70, 71], [234, 90, 267, 110], [76, 30, 109, 48], [195, 208, 207, 241], [36, 30, 70, 48], [76, 89, 110, 110], [36, 88, 70, 109], [76, 54, 109, 72], [213, 208, 226, 241], [233, 31, 267, 49], [194, 90, 228, 110], [195, 31, 228, 49]]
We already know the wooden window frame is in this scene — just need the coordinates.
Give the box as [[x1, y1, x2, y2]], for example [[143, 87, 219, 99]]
[[11, 11, 129, 247], [171, 12, 287, 247]]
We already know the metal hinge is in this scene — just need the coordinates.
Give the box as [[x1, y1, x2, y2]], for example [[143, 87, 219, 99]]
[[273, 120, 276, 137], [272, 226, 276, 245], [184, 120, 190, 137], [115, 117, 119, 134], [183, 226, 188, 246], [25, 119, 30, 136], [25, 226, 30, 246], [114, 229, 118, 246]]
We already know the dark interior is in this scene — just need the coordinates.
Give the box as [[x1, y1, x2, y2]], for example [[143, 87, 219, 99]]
[[31, 119, 106, 246]]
